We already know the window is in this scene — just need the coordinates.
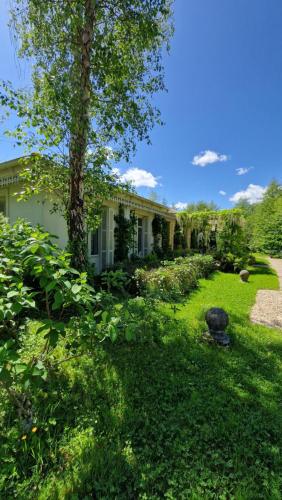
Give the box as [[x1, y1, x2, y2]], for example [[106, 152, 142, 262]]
[[138, 217, 143, 254], [0, 197, 6, 216], [91, 229, 99, 255]]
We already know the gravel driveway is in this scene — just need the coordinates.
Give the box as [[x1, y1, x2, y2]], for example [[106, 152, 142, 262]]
[[250, 258, 282, 329]]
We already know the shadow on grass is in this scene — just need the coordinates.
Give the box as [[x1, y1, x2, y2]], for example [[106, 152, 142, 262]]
[[37, 307, 282, 500], [249, 266, 276, 276]]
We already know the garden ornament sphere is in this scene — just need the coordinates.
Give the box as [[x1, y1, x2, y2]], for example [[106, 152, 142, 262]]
[[240, 270, 249, 283], [205, 307, 230, 347]]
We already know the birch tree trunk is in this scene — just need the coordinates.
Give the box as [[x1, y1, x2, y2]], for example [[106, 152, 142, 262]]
[[68, 0, 96, 270]]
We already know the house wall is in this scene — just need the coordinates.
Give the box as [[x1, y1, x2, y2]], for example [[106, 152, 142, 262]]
[[0, 183, 69, 250], [0, 162, 176, 273]]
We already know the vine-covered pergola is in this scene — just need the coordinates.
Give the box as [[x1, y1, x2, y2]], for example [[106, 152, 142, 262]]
[[175, 208, 245, 252]]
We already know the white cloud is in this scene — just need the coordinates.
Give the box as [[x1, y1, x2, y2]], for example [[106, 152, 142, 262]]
[[174, 202, 188, 210], [230, 184, 266, 204], [192, 150, 228, 167], [120, 167, 159, 188], [219, 190, 226, 196], [236, 167, 254, 176]]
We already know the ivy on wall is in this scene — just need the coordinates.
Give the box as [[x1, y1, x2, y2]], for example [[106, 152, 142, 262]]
[[114, 204, 137, 262], [152, 214, 171, 256], [152, 214, 162, 253], [161, 219, 170, 254], [173, 221, 186, 249]]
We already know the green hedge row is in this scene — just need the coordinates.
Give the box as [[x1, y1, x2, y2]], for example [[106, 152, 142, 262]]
[[135, 255, 215, 301]]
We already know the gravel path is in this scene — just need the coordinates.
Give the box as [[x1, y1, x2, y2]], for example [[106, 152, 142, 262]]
[[250, 258, 282, 329]]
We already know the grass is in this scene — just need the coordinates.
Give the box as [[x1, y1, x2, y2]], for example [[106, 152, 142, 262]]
[[2, 259, 282, 499]]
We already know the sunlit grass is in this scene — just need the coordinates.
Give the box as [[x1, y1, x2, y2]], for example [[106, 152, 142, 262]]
[[3, 258, 282, 499]]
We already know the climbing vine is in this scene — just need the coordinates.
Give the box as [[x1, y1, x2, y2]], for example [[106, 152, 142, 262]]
[[152, 214, 163, 254], [161, 219, 170, 254], [114, 204, 137, 262], [173, 221, 186, 249], [176, 209, 249, 270], [152, 214, 171, 256]]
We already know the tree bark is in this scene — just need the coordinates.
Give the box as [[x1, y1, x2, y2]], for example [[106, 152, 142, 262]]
[[68, 0, 96, 270]]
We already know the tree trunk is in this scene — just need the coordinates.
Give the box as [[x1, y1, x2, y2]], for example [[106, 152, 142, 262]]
[[68, 0, 96, 270]]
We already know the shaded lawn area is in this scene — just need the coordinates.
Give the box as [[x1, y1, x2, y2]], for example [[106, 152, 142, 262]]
[[5, 261, 282, 499]]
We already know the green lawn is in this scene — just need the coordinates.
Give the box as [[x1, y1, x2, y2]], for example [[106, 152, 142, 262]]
[[3, 259, 282, 499]]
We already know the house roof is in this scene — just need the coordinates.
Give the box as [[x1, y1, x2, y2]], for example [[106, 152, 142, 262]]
[[0, 157, 27, 170], [0, 156, 176, 218]]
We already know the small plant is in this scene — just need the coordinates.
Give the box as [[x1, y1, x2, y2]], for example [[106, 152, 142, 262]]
[[101, 269, 130, 293]]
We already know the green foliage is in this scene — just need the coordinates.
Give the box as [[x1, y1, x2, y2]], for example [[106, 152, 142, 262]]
[[161, 218, 170, 255], [114, 204, 137, 261], [136, 255, 215, 301], [247, 181, 282, 257], [1, 260, 282, 498], [152, 214, 163, 253], [185, 254, 215, 278], [177, 208, 249, 271], [214, 213, 249, 272], [101, 269, 130, 294], [152, 214, 171, 256], [0, 219, 101, 428], [173, 220, 186, 249], [1, 1, 173, 267], [176, 200, 218, 213]]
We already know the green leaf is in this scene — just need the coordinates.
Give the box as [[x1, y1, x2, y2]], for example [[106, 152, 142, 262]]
[[36, 322, 51, 335], [14, 363, 28, 375], [0, 367, 12, 384], [7, 290, 18, 299], [29, 243, 39, 254], [12, 302, 22, 314], [71, 284, 82, 295], [45, 329, 59, 347], [52, 290, 63, 311], [45, 280, 57, 292]]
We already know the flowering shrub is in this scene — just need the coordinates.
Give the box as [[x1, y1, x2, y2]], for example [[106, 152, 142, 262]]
[[186, 255, 215, 278], [136, 255, 215, 301]]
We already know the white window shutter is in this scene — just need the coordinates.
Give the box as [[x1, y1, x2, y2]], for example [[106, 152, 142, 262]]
[[144, 217, 148, 255], [108, 208, 114, 266]]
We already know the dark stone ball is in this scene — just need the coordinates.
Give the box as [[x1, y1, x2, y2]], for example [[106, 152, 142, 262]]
[[205, 308, 229, 333], [240, 270, 250, 282]]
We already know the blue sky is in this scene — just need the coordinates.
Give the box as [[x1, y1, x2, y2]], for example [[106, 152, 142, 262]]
[[0, 0, 282, 208]]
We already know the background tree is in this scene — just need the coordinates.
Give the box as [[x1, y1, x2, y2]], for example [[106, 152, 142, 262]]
[[1, 0, 173, 269], [177, 201, 218, 213], [148, 190, 160, 203], [247, 181, 282, 256], [234, 199, 255, 217]]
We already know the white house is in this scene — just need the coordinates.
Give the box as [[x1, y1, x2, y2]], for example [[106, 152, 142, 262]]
[[0, 157, 176, 272]]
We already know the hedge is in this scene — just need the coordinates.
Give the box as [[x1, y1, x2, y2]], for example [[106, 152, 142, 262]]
[[135, 255, 215, 301]]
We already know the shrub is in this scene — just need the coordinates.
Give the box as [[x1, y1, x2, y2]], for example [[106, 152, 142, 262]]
[[247, 181, 282, 257], [187, 255, 215, 277], [214, 251, 248, 273], [0, 219, 113, 430], [136, 255, 215, 301]]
